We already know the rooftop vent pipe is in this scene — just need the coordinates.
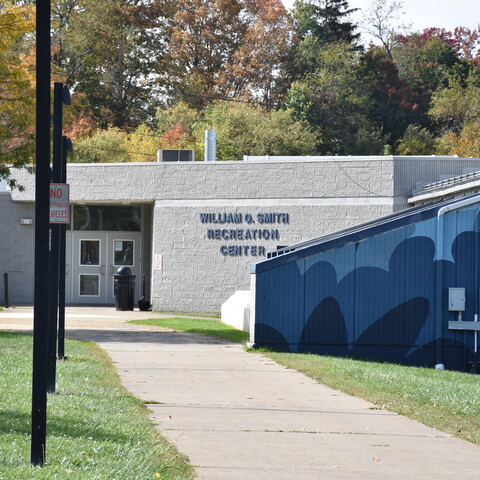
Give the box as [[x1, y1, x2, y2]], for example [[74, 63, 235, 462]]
[[204, 130, 217, 162]]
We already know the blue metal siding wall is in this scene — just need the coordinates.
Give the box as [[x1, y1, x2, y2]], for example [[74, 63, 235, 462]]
[[302, 245, 355, 354], [253, 198, 480, 370], [403, 230, 437, 347], [443, 208, 479, 367], [354, 228, 407, 346], [255, 262, 305, 349]]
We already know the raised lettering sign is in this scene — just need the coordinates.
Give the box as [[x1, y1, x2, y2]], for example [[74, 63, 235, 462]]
[[201, 212, 289, 257]]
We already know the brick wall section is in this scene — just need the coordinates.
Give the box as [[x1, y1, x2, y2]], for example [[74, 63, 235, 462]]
[[0, 194, 35, 304], [11, 158, 397, 202], [151, 204, 395, 313]]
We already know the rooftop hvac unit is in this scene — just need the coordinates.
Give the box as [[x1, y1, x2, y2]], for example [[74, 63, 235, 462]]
[[157, 149, 194, 162]]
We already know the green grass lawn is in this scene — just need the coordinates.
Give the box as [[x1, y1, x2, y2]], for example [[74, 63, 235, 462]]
[[261, 351, 480, 444], [0, 332, 193, 479], [129, 317, 249, 344], [131, 316, 480, 444]]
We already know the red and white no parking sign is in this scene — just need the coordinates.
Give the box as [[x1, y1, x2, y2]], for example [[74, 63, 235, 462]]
[[49, 183, 70, 223]]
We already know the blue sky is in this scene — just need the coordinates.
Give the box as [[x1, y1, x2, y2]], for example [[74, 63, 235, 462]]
[[281, 0, 480, 33]]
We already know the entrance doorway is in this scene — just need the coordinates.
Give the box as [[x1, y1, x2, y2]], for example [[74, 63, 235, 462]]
[[65, 205, 143, 305]]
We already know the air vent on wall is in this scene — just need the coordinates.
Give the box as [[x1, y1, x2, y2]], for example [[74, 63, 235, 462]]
[[157, 149, 195, 162]]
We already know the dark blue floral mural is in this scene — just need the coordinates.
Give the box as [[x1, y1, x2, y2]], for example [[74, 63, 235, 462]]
[[253, 203, 480, 372]]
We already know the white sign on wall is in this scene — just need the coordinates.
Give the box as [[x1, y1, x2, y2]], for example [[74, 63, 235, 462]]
[[49, 183, 70, 223], [153, 254, 163, 271]]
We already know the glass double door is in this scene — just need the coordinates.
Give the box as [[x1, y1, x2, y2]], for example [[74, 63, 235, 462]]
[[66, 231, 141, 304]]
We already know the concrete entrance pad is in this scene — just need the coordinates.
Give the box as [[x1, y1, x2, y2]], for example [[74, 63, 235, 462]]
[[1, 307, 479, 479], [0, 306, 181, 331]]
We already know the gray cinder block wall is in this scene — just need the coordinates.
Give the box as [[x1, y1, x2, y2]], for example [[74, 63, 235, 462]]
[[4, 156, 480, 312], [0, 193, 35, 305]]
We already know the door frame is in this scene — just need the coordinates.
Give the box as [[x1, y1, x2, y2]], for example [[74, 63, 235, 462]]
[[66, 231, 142, 304]]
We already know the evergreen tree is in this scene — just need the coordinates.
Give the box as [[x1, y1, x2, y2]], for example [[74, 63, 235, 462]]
[[292, 0, 360, 77], [293, 0, 359, 44]]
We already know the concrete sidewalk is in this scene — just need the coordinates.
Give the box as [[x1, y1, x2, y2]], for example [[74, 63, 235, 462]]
[[1, 307, 479, 479]]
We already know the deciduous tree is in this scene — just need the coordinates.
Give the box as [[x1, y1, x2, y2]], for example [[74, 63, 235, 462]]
[[193, 102, 318, 160], [288, 43, 377, 154], [359, 45, 421, 146], [53, 0, 165, 128], [70, 127, 129, 163], [217, 0, 295, 109], [125, 124, 159, 162], [396, 124, 435, 155], [359, 0, 411, 57], [391, 29, 469, 132], [160, 0, 247, 108], [435, 121, 480, 157], [0, 2, 35, 187], [393, 30, 468, 93], [429, 74, 480, 133]]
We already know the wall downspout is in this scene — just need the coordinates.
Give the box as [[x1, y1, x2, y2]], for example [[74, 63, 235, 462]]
[[248, 266, 257, 348], [474, 210, 480, 366], [435, 194, 480, 369], [435, 211, 445, 369]]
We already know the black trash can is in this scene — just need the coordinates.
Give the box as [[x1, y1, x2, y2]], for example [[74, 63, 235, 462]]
[[114, 267, 136, 311]]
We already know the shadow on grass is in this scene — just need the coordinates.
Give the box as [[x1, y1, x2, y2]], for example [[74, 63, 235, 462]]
[[0, 408, 136, 444], [67, 328, 228, 344], [67, 327, 249, 345]]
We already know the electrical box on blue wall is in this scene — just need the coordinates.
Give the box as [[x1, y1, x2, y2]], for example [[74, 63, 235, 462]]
[[448, 288, 465, 311]]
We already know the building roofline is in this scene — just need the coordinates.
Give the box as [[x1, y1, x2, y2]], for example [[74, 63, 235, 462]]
[[252, 193, 480, 274]]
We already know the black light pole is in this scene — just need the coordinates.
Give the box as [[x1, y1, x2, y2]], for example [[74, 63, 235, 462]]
[[31, 0, 51, 466], [58, 135, 72, 360]]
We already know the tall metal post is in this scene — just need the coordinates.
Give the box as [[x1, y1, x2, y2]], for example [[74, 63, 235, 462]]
[[47, 83, 63, 392], [58, 135, 72, 360], [31, 0, 51, 466]]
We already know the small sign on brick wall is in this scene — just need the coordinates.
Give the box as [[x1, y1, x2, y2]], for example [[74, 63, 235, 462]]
[[154, 254, 163, 271]]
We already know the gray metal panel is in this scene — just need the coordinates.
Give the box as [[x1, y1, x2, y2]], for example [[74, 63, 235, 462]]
[[394, 157, 480, 198], [448, 321, 480, 331]]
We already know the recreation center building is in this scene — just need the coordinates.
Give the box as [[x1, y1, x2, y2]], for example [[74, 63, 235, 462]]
[[2, 154, 480, 370]]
